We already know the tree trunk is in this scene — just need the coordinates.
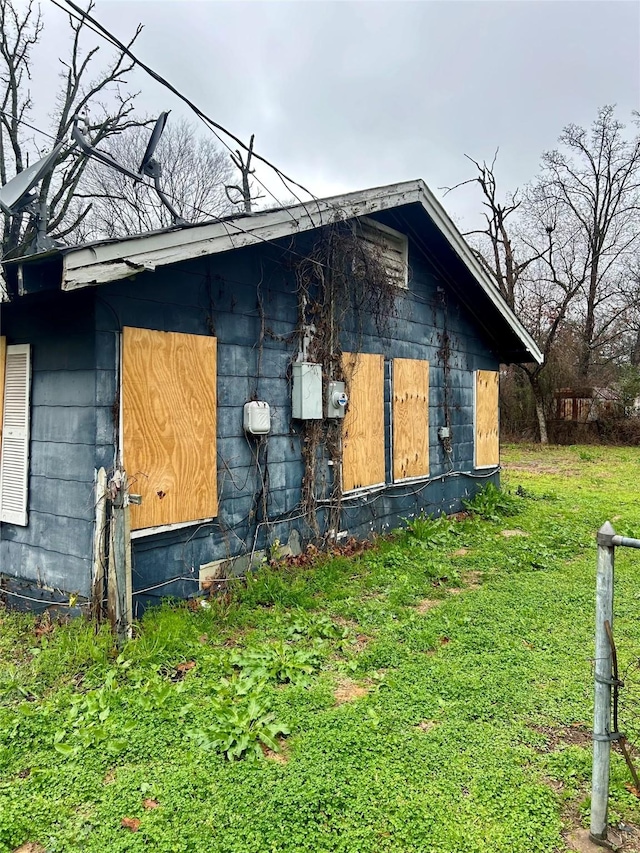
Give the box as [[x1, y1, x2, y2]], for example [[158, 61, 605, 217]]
[[632, 327, 640, 368], [535, 396, 549, 445], [529, 374, 549, 444]]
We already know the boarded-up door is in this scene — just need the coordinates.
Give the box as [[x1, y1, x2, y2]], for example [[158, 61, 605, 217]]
[[341, 352, 385, 491], [475, 370, 499, 467], [393, 358, 429, 481], [122, 327, 218, 530]]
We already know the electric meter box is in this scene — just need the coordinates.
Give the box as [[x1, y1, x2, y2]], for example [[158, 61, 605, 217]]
[[326, 380, 348, 418], [292, 362, 323, 419], [243, 401, 271, 435]]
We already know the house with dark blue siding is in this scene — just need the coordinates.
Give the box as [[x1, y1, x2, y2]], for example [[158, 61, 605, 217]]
[[0, 180, 542, 614]]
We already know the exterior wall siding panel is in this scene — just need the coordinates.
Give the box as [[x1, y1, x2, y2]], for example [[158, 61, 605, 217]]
[[2, 220, 501, 608]]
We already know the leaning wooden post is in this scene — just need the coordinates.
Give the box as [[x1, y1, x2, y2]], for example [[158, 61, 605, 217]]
[[590, 521, 616, 843], [91, 467, 108, 620], [107, 470, 133, 647]]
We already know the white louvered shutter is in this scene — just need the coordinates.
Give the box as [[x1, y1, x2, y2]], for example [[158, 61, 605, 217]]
[[0, 344, 31, 525], [358, 218, 409, 289]]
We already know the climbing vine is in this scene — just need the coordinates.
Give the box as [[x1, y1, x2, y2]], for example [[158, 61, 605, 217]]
[[294, 220, 398, 537]]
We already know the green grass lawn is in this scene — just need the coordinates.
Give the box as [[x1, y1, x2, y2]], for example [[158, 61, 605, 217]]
[[2, 444, 640, 852]]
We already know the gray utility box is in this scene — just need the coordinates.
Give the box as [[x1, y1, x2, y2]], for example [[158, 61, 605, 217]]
[[292, 362, 323, 419], [326, 380, 348, 418]]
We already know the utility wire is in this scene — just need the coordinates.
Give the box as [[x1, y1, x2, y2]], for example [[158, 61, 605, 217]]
[[0, 109, 61, 144], [0, 105, 381, 308], [48, 0, 321, 222]]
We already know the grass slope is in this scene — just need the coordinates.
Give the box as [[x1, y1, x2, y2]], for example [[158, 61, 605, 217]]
[[2, 444, 640, 852]]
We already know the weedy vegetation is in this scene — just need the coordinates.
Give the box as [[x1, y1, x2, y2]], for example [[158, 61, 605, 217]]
[[2, 444, 640, 851]]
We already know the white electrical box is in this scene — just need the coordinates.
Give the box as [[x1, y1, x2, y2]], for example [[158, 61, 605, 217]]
[[292, 362, 323, 419], [326, 380, 348, 418], [243, 401, 271, 435]]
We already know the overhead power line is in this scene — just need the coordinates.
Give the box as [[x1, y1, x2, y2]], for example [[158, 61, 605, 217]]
[[48, 0, 321, 218], [0, 107, 337, 277], [0, 110, 60, 143]]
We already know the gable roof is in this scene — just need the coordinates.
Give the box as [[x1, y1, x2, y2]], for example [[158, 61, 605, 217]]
[[3, 179, 542, 364]]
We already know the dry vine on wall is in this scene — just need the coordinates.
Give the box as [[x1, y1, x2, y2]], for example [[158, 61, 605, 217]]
[[293, 221, 398, 539]]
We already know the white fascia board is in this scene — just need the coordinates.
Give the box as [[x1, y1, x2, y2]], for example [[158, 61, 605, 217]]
[[61, 181, 423, 291]]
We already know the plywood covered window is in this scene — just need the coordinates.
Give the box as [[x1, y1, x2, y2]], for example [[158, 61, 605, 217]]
[[393, 358, 429, 482], [474, 369, 499, 468], [0, 341, 31, 526], [122, 327, 218, 531], [341, 352, 385, 491]]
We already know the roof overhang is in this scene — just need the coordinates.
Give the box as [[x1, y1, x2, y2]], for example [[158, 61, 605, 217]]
[[4, 179, 542, 364]]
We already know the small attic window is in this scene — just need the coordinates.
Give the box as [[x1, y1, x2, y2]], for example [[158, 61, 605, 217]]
[[357, 217, 409, 289]]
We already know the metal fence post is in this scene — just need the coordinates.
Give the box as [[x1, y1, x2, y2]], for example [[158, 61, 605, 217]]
[[590, 521, 616, 843]]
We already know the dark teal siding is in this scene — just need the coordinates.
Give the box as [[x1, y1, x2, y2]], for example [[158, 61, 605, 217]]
[[2, 217, 501, 609], [0, 292, 97, 601]]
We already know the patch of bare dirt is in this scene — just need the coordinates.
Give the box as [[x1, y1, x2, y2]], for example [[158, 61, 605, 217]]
[[334, 677, 369, 705], [451, 548, 470, 558], [565, 823, 640, 852], [542, 775, 565, 794], [530, 723, 592, 752], [501, 529, 529, 538], [103, 768, 116, 784], [503, 460, 579, 476], [461, 570, 483, 590], [334, 615, 360, 630], [260, 737, 289, 763], [415, 720, 438, 733], [351, 633, 372, 653], [12, 845, 46, 853], [415, 598, 440, 614]]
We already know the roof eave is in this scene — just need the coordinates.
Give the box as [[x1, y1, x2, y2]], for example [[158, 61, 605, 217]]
[[60, 180, 425, 291], [8, 178, 542, 365]]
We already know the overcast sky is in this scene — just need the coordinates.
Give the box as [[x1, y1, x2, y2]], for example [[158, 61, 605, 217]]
[[32, 0, 640, 228]]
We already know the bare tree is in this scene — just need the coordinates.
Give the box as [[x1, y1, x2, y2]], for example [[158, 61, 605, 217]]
[[445, 152, 546, 312], [0, 0, 144, 256], [75, 117, 234, 240], [444, 155, 579, 443], [445, 107, 640, 443], [225, 134, 264, 215], [533, 106, 640, 380]]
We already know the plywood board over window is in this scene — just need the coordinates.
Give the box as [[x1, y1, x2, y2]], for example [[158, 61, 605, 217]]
[[122, 327, 217, 531], [475, 369, 499, 468], [341, 352, 385, 491], [393, 358, 429, 481]]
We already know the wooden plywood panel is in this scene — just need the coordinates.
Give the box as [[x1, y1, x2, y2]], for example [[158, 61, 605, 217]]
[[0, 336, 5, 448], [122, 327, 217, 530], [341, 352, 385, 491], [475, 370, 499, 467], [393, 358, 429, 481]]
